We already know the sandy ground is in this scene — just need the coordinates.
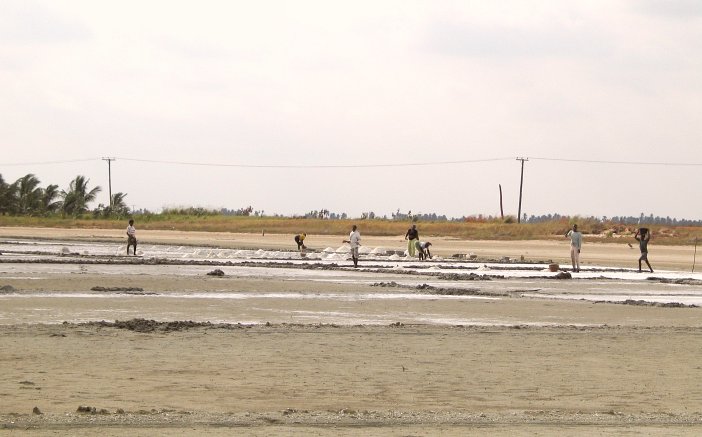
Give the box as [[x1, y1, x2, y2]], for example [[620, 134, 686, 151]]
[[1, 227, 702, 435]]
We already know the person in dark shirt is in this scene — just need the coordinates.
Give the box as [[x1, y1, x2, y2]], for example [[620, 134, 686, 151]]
[[635, 228, 654, 273], [405, 224, 419, 257]]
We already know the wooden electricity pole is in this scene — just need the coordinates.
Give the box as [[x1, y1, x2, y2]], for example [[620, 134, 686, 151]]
[[516, 157, 528, 223], [102, 157, 115, 208], [499, 184, 504, 219]]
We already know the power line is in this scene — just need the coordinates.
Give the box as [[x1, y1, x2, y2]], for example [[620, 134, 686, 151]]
[[530, 157, 702, 166], [113, 157, 515, 169], [2, 156, 702, 168], [0, 158, 100, 166]]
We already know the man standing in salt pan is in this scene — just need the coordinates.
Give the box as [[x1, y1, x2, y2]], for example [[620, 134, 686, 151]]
[[405, 224, 418, 257], [565, 224, 582, 272], [126, 219, 137, 256], [635, 228, 654, 273], [343, 225, 361, 268]]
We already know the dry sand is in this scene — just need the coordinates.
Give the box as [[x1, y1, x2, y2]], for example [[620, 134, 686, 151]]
[[1, 227, 701, 435]]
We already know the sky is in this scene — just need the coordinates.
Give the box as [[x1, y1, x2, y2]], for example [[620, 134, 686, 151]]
[[1, 0, 701, 220]]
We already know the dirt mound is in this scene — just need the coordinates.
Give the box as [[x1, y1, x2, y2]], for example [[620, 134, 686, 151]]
[[85, 319, 249, 333], [0, 285, 17, 293], [91, 286, 145, 292]]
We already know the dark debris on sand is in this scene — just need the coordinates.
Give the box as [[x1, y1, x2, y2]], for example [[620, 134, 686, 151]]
[[371, 281, 511, 297], [647, 277, 702, 286], [0, 285, 17, 293], [91, 286, 145, 292], [593, 299, 699, 308], [83, 318, 250, 333]]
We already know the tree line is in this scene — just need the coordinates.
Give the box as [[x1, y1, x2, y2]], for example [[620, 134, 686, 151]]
[[522, 213, 702, 227], [2, 173, 700, 226], [0, 173, 128, 217]]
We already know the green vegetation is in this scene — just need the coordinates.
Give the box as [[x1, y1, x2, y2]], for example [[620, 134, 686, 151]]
[[0, 214, 700, 245], [2, 173, 700, 245], [0, 173, 128, 218]]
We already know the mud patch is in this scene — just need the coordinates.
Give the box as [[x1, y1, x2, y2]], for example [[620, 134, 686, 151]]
[[372, 281, 510, 297], [84, 318, 250, 333], [647, 277, 702, 286], [91, 286, 145, 292], [594, 299, 699, 308]]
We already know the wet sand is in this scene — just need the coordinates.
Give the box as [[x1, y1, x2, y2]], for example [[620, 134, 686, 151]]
[[1, 227, 702, 435]]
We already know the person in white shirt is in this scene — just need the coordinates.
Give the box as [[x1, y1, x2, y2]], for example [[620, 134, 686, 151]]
[[126, 219, 137, 256], [343, 225, 361, 268], [565, 224, 582, 272], [415, 241, 432, 260]]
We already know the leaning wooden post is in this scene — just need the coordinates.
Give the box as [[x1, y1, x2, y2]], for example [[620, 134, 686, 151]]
[[693, 237, 698, 273], [499, 184, 504, 220]]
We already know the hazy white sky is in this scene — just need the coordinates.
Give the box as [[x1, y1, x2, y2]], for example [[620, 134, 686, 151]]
[[1, 0, 701, 219]]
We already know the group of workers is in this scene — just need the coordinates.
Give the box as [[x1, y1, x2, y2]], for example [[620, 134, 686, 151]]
[[294, 223, 432, 266], [125, 219, 654, 272], [403, 224, 432, 260]]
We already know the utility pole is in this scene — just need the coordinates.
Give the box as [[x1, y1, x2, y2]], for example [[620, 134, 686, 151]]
[[516, 157, 528, 223], [498, 184, 504, 220], [102, 157, 116, 208]]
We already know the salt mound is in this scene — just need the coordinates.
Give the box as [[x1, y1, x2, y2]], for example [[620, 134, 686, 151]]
[[359, 246, 372, 254], [254, 249, 266, 256], [270, 252, 288, 259], [335, 246, 348, 253], [370, 247, 386, 254], [323, 247, 336, 253], [388, 254, 402, 261]]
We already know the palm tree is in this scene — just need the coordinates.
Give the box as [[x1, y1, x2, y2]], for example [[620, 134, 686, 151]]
[[0, 174, 16, 215], [39, 184, 61, 214], [60, 175, 102, 216], [15, 174, 43, 214], [110, 192, 129, 216]]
